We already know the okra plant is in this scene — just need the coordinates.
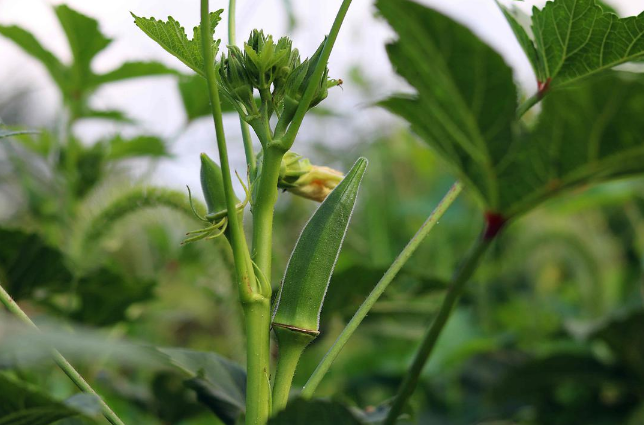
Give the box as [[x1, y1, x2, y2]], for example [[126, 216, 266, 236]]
[[2, 0, 644, 424]]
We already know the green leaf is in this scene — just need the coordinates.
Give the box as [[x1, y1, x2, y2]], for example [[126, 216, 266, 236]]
[[54, 5, 112, 87], [70, 267, 156, 326], [90, 61, 178, 86], [501, 0, 644, 88], [0, 25, 69, 90], [177, 74, 258, 121], [0, 373, 97, 425], [268, 399, 363, 425], [377, 0, 517, 212], [78, 109, 134, 123], [497, 72, 644, 216], [0, 227, 73, 300], [380, 0, 644, 218], [105, 135, 169, 160], [131, 11, 223, 77], [272, 158, 368, 334], [156, 348, 246, 425]]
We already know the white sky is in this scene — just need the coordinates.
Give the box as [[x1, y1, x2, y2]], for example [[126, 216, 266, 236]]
[[1, 0, 644, 192]]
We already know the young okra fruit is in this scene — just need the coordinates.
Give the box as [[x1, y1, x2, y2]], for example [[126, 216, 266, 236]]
[[271, 157, 368, 411]]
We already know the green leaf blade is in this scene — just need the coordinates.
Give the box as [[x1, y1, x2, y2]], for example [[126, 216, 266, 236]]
[[0, 25, 69, 90], [91, 61, 179, 86], [377, 0, 518, 210], [273, 158, 368, 334], [131, 11, 223, 77]]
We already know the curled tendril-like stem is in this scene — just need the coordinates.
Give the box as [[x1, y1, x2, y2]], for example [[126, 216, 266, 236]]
[[187, 185, 210, 223]]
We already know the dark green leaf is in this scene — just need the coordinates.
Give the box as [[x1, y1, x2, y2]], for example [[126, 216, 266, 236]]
[[380, 0, 644, 218], [0, 227, 73, 300], [90, 61, 178, 86], [268, 398, 363, 425], [501, 0, 644, 88], [156, 347, 246, 425], [378, 0, 517, 213], [105, 135, 169, 160], [70, 267, 156, 326], [591, 309, 644, 379], [0, 25, 69, 90], [0, 373, 97, 425], [497, 72, 644, 216], [273, 158, 368, 333], [131, 11, 223, 77]]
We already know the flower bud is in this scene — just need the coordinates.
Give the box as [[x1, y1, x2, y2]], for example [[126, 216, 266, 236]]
[[277, 152, 344, 202], [219, 46, 255, 112], [243, 30, 292, 90]]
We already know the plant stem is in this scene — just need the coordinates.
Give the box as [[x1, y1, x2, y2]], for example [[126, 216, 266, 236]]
[[251, 145, 284, 282], [201, 3, 270, 424], [281, 0, 353, 149], [243, 298, 273, 425], [0, 284, 125, 425], [382, 233, 494, 425], [200, 0, 256, 299], [272, 326, 317, 413], [301, 182, 463, 398], [517, 92, 541, 118], [228, 0, 257, 177]]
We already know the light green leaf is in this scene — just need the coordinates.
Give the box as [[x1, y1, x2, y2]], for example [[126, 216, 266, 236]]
[[79, 109, 134, 123], [177, 74, 257, 121], [105, 135, 169, 160], [377, 0, 517, 211], [91, 61, 178, 86], [0, 25, 69, 90], [54, 5, 111, 87], [273, 158, 367, 334], [131, 11, 223, 77], [268, 399, 363, 425], [500, 0, 644, 88], [0, 373, 97, 425]]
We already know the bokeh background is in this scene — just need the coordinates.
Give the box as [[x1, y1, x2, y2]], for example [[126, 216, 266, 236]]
[[1, 0, 644, 424]]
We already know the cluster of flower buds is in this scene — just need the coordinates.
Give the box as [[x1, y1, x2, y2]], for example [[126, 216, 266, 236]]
[[218, 30, 336, 126]]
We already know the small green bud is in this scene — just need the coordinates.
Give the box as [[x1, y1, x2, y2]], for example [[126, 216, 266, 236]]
[[243, 30, 291, 90], [219, 47, 255, 112], [200, 153, 239, 214]]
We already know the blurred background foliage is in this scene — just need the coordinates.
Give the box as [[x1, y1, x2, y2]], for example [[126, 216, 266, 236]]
[[1, 1, 644, 424]]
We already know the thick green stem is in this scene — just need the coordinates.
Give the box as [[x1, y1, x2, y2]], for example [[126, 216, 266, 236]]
[[200, 0, 256, 299], [251, 146, 285, 281], [281, 0, 353, 149], [0, 284, 125, 425], [272, 327, 317, 413], [301, 182, 463, 397], [382, 233, 494, 425], [243, 298, 273, 425]]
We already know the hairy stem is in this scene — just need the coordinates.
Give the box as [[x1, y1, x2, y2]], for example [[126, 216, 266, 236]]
[[281, 0, 353, 149], [302, 182, 463, 397], [201, 2, 269, 424], [382, 233, 494, 425], [243, 298, 273, 425], [272, 327, 316, 413], [0, 284, 125, 425], [251, 145, 284, 283], [200, 0, 255, 299], [517, 92, 541, 118]]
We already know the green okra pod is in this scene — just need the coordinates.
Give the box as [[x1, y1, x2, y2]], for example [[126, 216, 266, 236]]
[[200, 152, 238, 214], [271, 157, 367, 412]]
